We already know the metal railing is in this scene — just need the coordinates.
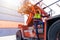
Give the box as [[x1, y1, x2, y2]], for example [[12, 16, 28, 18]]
[[35, 0, 60, 16]]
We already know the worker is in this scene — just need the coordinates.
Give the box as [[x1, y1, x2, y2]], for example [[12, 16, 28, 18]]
[[33, 10, 43, 40]]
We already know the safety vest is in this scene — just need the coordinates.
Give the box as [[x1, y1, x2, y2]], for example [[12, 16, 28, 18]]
[[34, 13, 41, 19]]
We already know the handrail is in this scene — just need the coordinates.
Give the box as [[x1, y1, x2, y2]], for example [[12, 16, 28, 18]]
[[35, 0, 43, 6], [43, 0, 60, 9]]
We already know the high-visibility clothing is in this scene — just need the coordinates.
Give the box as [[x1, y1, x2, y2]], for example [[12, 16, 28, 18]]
[[34, 13, 41, 19]]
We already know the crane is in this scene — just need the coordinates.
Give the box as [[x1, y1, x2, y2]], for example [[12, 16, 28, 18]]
[[16, 0, 60, 40]]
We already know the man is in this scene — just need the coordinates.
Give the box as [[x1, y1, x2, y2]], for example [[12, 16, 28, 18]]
[[33, 10, 43, 40]]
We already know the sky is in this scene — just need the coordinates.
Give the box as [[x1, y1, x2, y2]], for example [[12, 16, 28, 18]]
[[0, 0, 24, 23]]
